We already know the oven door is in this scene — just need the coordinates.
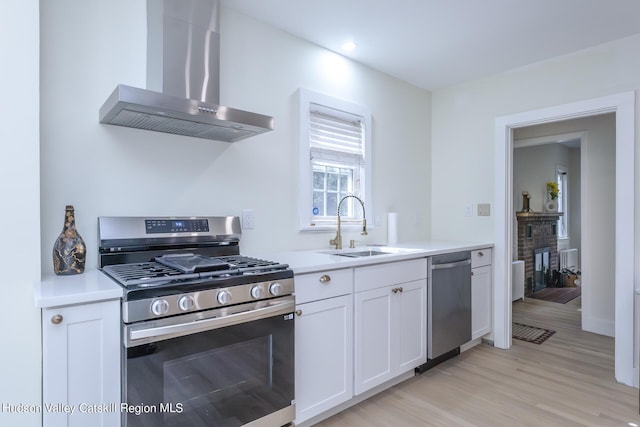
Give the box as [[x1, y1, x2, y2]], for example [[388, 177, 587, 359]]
[[123, 297, 295, 427]]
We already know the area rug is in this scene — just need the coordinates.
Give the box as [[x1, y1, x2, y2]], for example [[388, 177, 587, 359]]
[[512, 322, 556, 344], [530, 286, 581, 304]]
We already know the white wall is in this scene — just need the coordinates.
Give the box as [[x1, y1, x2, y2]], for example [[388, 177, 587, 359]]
[[513, 143, 570, 213], [0, 1, 41, 427], [39, 1, 432, 275]]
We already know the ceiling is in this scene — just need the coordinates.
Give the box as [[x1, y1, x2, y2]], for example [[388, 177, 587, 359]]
[[221, 0, 640, 90]]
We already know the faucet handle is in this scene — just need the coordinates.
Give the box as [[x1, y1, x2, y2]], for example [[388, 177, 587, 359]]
[[329, 233, 342, 250]]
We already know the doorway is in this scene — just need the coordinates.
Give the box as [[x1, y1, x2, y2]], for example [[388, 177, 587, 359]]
[[512, 126, 592, 314], [492, 92, 636, 387]]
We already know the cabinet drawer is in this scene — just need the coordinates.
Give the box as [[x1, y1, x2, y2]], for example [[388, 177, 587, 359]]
[[354, 258, 427, 293], [471, 248, 492, 268], [296, 268, 352, 304]]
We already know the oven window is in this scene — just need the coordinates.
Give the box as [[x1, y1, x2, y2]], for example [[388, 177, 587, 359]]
[[125, 314, 294, 427]]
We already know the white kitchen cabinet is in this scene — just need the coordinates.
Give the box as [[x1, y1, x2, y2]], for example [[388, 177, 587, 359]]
[[294, 270, 353, 424], [353, 279, 426, 395], [471, 248, 492, 340], [354, 285, 392, 394], [42, 299, 120, 427], [354, 259, 427, 395], [397, 279, 427, 371]]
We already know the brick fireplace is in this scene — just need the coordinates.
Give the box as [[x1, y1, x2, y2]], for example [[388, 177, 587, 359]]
[[516, 212, 563, 296]]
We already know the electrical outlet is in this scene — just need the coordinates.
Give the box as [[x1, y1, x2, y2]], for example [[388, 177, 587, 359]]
[[242, 209, 255, 229]]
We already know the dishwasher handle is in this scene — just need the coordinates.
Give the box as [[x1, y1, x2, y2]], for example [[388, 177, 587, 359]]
[[431, 258, 471, 270]]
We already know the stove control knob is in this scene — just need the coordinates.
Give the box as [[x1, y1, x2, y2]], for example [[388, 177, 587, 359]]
[[269, 282, 283, 296], [217, 290, 232, 305], [178, 295, 195, 311], [251, 285, 265, 299], [151, 299, 169, 316]]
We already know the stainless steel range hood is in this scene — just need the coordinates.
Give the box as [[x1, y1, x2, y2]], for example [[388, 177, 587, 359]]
[[99, 0, 273, 142]]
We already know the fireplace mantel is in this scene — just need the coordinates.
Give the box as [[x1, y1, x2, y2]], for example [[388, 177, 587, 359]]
[[516, 211, 563, 220]]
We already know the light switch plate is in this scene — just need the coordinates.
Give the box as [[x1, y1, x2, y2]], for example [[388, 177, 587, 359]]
[[464, 205, 473, 217], [477, 203, 491, 216], [242, 209, 255, 229]]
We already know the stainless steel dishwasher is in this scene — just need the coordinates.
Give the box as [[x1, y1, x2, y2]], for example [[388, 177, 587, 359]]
[[421, 251, 472, 371]]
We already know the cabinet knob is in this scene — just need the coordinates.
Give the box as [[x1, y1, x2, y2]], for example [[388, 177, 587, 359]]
[[51, 314, 63, 325], [478, 251, 484, 257], [319, 274, 331, 284], [295, 310, 303, 317], [392, 287, 403, 294]]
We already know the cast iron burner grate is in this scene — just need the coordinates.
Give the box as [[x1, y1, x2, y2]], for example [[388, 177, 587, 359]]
[[102, 255, 288, 288]]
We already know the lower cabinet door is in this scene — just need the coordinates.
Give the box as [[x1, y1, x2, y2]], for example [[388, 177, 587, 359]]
[[354, 286, 393, 395], [43, 300, 120, 427], [471, 265, 492, 339], [397, 279, 427, 371], [354, 280, 427, 395], [295, 295, 353, 424]]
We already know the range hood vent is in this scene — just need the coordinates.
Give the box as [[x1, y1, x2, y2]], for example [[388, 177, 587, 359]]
[[99, 0, 273, 142]]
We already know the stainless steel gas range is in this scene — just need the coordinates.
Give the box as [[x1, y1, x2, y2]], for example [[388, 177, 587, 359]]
[[98, 216, 295, 427]]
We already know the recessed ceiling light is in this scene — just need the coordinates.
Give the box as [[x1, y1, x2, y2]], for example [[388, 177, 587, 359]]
[[342, 41, 357, 52]]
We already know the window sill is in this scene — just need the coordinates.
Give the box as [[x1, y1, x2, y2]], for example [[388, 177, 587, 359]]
[[300, 224, 371, 232]]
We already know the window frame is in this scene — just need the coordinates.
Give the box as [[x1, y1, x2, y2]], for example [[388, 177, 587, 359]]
[[298, 88, 372, 231], [556, 165, 569, 239]]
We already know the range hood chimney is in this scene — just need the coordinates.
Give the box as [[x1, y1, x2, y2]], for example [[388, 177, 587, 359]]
[[99, 0, 273, 142]]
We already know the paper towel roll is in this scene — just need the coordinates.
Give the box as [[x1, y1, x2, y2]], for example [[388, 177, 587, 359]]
[[387, 212, 398, 245]]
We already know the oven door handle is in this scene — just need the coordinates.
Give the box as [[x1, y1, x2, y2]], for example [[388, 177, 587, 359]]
[[127, 299, 294, 346]]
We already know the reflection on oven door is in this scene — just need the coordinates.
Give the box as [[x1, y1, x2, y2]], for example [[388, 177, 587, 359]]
[[124, 313, 294, 427]]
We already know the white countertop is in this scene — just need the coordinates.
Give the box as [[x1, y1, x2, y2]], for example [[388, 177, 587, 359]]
[[34, 240, 492, 309], [35, 269, 123, 309], [248, 240, 493, 274]]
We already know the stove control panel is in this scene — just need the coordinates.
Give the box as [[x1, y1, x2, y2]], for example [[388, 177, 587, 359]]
[[145, 219, 210, 234], [123, 277, 295, 323]]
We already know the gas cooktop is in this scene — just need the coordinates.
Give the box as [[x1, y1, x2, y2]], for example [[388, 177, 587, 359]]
[[98, 216, 294, 307], [103, 254, 290, 288]]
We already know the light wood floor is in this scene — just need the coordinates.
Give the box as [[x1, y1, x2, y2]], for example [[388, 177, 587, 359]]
[[316, 297, 639, 426]]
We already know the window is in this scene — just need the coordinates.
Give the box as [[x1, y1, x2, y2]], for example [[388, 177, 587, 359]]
[[298, 89, 371, 230], [557, 167, 568, 238]]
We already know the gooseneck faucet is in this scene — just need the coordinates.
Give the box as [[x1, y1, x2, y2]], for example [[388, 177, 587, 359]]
[[329, 194, 367, 250]]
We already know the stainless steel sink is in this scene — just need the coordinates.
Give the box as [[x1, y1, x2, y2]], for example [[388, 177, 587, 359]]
[[333, 249, 387, 258], [318, 246, 423, 258]]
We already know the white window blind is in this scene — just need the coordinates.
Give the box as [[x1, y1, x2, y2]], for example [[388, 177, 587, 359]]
[[310, 104, 364, 158]]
